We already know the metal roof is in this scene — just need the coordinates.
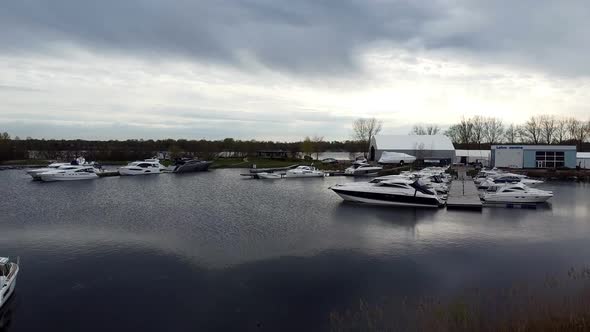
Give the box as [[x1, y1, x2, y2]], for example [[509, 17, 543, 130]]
[[371, 135, 455, 151]]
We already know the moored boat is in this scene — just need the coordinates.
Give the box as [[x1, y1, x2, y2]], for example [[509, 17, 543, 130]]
[[119, 159, 166, 176], [173, 158, 212, 173], [0, 257, 19, 309], [285, 166, 325, 178], [481, 183, 553, 203], [39, 165, 99, 182]]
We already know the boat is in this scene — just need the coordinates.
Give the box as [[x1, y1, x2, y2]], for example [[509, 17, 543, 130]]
[[26, 162, 70, 180], [481, 183, 553, 203], [491, 175, 544, 186], [330, 179, 445, 208], [257, 172, 284, 179], [172, 158, 212, 173], [119, 159, 166, 176], [39, 165, 99, 182], [344, 162, 383, 177], [0, 257, 19, 309], [378, 152, 416, 165], [285, 166, 325, 178]]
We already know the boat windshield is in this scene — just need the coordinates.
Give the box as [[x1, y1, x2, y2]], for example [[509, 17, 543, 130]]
[[410, 180, 435, 195]]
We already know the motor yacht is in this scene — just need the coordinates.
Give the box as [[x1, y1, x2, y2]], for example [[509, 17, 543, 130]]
[[481, 183, 553, 203], [344, 162, 383, 177], [285, 166, 325, 178], [330, 179, 445, 208], [26, 162, 70, 180], [172, 158, 212, 173], [0, 257, 19, 309], [119, 159, 166, 176], [39, 165, 99, 182], [256, 172, 284, 179]]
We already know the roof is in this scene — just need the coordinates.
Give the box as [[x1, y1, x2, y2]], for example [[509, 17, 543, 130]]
[[578, 152, 590, 159], [455, 150, 491, 158], [372, 135, 455, 151]]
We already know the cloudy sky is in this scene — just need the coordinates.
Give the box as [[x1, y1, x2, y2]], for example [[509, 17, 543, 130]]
[[1, 0, 589, 141]]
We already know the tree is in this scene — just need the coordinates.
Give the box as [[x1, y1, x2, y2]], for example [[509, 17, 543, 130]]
[[301, 136, 313, 157], [0, 132, 10, 140], [539, 115, 556, 144], [470, 116, 485, 147], [311, 135, 324, 160], [504, 124, 519, 144], [413, 124, 440, 135], [444, 125, 460, 144], [352, 117, 382, 150], [483, 117, 504, 144], [522, 116, 542, 144], [412, 125, 426, 135], [554, 118, 568, 144], [457, 117, 474, 145]]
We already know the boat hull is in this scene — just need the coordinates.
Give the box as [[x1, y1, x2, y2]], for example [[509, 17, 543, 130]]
[[331, 188, 443, 208], [40, 173, 98, 182], [118, 168, 161, 176], [285, 173, 325, 178], [482, 195, 552, 203], [0, 263, 18, 308], [173, 161, 212, 173]]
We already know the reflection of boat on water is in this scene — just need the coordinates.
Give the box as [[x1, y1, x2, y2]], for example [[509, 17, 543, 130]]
[[0, 257, 19, 310], [330, 179, 445, 208], [173, 158, 212, 173]]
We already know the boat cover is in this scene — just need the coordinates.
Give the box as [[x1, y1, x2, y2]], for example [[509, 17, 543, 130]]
[[378, 152, 416, 164]]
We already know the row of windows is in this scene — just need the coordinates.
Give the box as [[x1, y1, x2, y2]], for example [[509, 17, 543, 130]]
[[535, 151, 566, 168]]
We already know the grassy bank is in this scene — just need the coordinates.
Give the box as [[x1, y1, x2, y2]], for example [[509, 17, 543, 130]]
[[210, 157, 341, 169]]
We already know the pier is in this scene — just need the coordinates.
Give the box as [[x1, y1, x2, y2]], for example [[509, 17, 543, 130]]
[[446, 167, 483, 211]]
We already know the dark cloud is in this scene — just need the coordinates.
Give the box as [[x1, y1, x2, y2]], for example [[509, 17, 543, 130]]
[[1, 0, 589, 76]]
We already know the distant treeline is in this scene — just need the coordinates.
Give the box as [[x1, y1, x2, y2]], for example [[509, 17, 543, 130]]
[[0, 134, 367, 162]]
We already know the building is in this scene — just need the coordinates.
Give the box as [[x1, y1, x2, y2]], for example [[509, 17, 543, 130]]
[[577, 152, 590, 169], [369, 135, 455, 164], [455, 150, 491, 166], [491, 145, 577, 169]]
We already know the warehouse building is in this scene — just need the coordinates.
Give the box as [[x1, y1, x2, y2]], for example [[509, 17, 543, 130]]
[[491, 145, 577, 169], [578, 152, 590, 169], [369, 135, 455, 164]]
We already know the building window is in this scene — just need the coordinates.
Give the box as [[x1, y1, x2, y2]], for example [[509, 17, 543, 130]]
[[535, 151, 566, 168]]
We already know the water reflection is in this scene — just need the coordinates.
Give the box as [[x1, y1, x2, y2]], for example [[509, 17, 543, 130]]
[[0, 296, 16, 332]]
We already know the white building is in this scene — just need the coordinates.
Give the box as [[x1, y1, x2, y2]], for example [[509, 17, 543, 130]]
[[578, 152, 590, 169], [369, 135, 455, 164]]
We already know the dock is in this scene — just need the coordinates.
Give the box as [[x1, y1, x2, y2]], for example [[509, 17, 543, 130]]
[[97, 171, 120, 177], [446, 168, 482, 211]]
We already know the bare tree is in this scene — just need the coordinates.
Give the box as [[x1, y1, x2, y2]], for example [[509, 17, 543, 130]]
[[0, 132, 10, 140], [539, 115, 556, 144], [554, 118, 568, 144], [567, 118, 582, 141], [412, 124, 427, 135], [483, 117, 504, 144], [457, 117, 474, 145], [412, 124, 440, 135], [522, 116, 542, 144], [471, 116, 485, 147], [301, 136, 313, 158], [503, 124, 519, 144], [352, 117, 383, 148], [444, 125, 460, 144], [311, 135, 324, 160]]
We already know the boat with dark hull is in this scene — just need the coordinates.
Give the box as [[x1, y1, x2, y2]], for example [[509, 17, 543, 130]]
[[330, 179, 445, 208], [173, 159, 212, 173]]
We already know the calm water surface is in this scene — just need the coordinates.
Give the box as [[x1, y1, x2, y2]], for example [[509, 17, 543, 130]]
[[1, 169, 590, 331]]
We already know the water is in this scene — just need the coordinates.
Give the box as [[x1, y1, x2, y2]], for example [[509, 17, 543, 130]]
[[1, 169, 589, 331]]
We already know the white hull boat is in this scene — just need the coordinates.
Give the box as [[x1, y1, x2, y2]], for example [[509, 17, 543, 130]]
[[344, 163, 383, 177], [330, 179, 445, 208], [285, 166, 325, 178], [39, 165, 99, 182], [482, 183, 553, 203], [0, 257, 19, 309], [119, 159, 166, 176], [26, 162, 70, 180], [257, 172, 284, 179]]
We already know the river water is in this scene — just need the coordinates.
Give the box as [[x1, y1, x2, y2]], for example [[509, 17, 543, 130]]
[[1, 169, 589, 331]]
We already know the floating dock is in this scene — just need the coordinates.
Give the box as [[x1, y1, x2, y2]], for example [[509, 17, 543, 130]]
[[446, 168, 483, 210], [97, 171, 120, 177]]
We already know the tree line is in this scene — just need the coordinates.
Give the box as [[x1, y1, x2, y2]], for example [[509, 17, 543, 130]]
[[442, 115, 590, 148]]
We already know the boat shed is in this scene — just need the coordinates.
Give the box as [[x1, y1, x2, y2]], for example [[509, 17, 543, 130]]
[[491, 145, 577, 169], [578, 152, 590, 169], [455, 150, 491, 166], [369, 135, 455, 164]]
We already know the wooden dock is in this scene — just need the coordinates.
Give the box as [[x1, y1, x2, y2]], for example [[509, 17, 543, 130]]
[[446, 167, 482, 211]]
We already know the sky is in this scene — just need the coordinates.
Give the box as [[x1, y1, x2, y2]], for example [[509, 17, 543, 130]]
[[1, 0, 589, 141]]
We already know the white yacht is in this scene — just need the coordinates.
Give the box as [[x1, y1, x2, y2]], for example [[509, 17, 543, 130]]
[[0, 257, 19, 309], [26, 162, 70, 180], [344, 163, 383, 177], [257, 172, 284, 179], [330, 179, 445, 208], [119, 159, 166, 176], [285, 166, 325, 178], [39, 165, 99, 182], [481, 183, 553, 203]]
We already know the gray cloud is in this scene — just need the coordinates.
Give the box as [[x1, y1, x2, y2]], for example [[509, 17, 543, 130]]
[[1, 0, 589, 76]]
